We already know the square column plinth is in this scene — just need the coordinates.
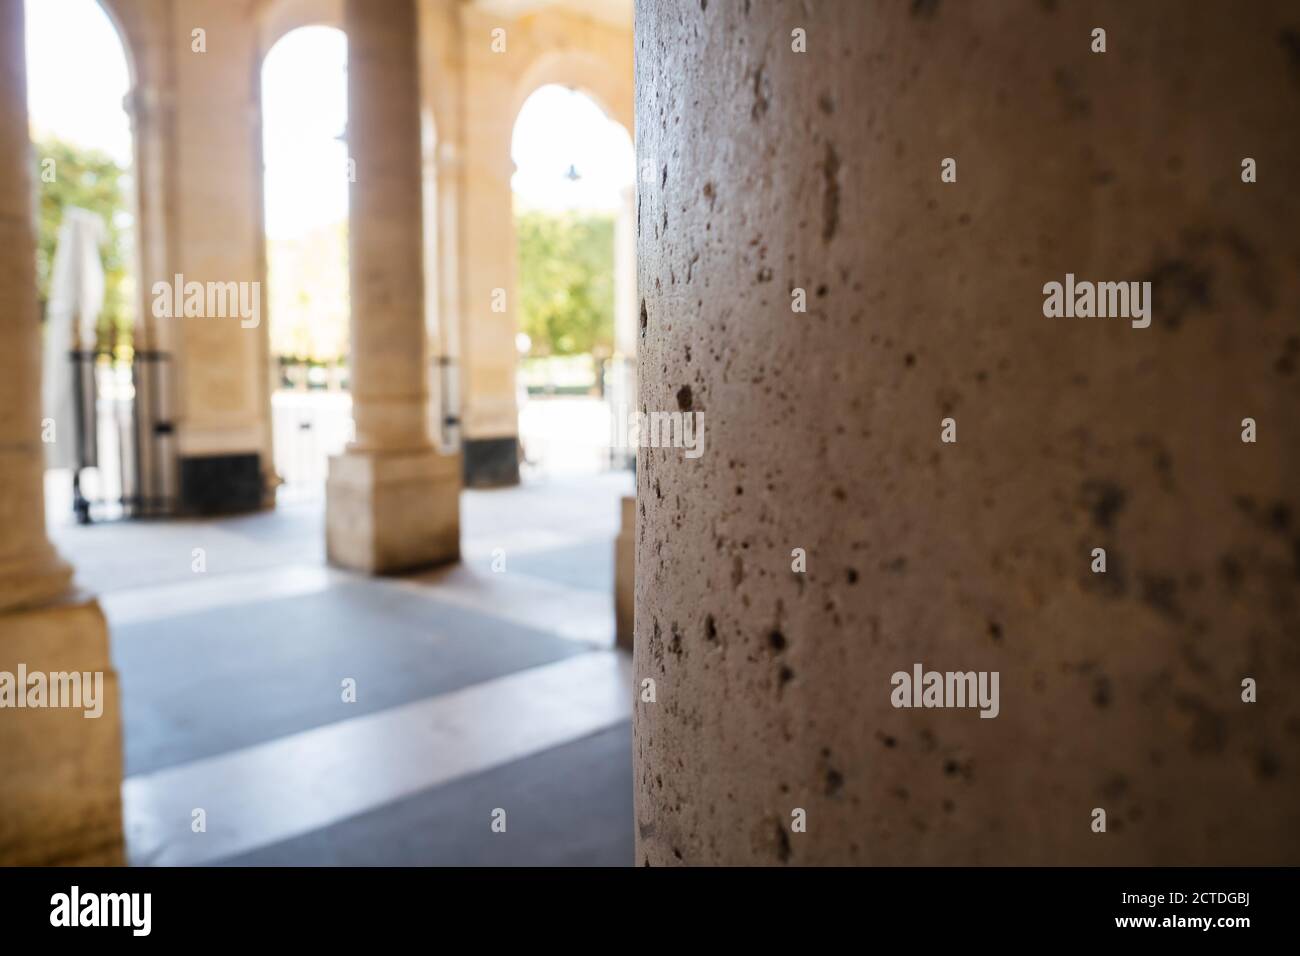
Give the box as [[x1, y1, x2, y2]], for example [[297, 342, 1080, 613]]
[[0, 593, 124, 866], [326, 448, 461, 574]]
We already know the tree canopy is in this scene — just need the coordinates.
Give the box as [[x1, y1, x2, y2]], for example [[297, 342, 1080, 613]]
[[516, 209, 614, 357], [33, 136, 133, 351]]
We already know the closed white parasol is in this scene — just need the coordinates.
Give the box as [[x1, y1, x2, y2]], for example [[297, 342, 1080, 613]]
[[41, 206, 106, 471]]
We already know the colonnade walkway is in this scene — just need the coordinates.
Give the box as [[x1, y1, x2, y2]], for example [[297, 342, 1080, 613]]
[[47, 471, 634, 865]]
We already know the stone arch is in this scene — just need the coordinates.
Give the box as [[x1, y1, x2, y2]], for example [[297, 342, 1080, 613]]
[[82, 0, 172, 359], [257, 0, 343, 57], [512, 48, 633, 139], [89, 0, 138, 88], [506, 52, 638, 478]]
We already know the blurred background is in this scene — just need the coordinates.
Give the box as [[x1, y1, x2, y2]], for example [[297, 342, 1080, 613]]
[[9, 0, 639, 867]]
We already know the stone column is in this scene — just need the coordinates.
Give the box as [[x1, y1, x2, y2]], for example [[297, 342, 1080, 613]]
[[0, 0, 68, 610], [416, 0, 466, 455], [456, 3, 521, 487], [422, 140, 460, 453], [0, 0, 123, 865], [124, 83, 179, 515], [635, 0, 1299, 865], [327, 0, 460, 572], [165, 2, 273, 513]]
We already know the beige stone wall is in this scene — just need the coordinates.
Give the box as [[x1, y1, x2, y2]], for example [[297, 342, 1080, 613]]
[[634, 0, 1300, 865], [171, 2, 270, 464], [103, 0, 275, 502]]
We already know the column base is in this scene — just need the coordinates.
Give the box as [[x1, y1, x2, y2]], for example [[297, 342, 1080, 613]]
[[179, 453, 263, 515], [326, 447, 461, 574], [462, 437, 520, 488], [0, 593, 124, 866], [0, 547, 73, 613]]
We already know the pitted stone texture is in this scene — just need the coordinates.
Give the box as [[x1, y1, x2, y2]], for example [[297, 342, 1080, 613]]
[[634, 0, 1300, 865]]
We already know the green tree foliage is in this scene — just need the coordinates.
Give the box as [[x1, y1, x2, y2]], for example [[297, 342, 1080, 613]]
[[33, 136, 133, 350], [516, 209, 614, 357]]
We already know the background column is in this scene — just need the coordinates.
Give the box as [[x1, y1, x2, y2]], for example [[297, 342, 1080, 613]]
[[634, 0, 1299, 865], [326, 0, 460, 572], [167, 2, 272, 514], [456, 2, 521, 488]]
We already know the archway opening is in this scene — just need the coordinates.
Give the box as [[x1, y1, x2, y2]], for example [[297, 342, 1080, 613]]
[[511, 84, 635, 478], [261, 25, 351, 504], [26, 0, 137, 524], [479, 84, 634, 635]]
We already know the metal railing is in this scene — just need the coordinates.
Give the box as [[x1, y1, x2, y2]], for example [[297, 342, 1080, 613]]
[[66, 349, 177, 523]]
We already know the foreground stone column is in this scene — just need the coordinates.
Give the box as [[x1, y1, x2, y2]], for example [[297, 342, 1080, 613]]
[[635, 0, 1299, 864], [0, 0, 123, 865], [327, 0, 459, 572]]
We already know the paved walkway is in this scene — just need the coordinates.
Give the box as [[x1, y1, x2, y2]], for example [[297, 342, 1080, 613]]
[[48, 470, 636, 866]]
